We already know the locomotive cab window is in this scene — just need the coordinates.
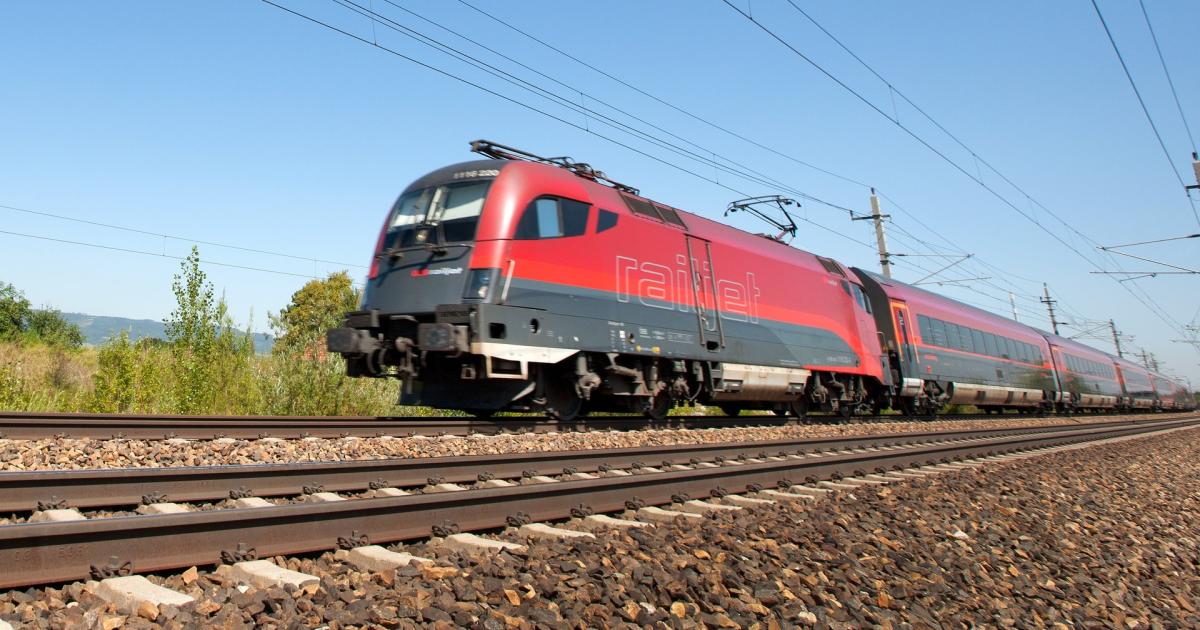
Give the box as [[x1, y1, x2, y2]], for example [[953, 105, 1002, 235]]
[[386, 179, 493, 248], [515, 196, 590, 240]]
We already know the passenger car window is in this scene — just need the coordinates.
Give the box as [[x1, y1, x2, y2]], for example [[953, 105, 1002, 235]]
[[515, 196, 590, 240], [929, 319, 946, 347], [917, 315, 932, 342], [971, 330, 985, 355]]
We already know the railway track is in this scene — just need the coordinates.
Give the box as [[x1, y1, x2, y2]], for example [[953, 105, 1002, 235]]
[[0, 409, 1159, 439], [1, 414, 1195, 589], [0, 416, 1159, 513], [0, 410, 799, 439]]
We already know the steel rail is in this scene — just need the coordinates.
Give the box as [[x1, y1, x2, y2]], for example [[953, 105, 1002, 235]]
[[0, 416, 1195, 588], [0, 417, 1172, 513], [0, 411, 802, 439], [0, 410, 1170, 440]]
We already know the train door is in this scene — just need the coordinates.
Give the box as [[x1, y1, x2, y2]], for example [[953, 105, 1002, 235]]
[[890, 301, 917, 373], [684, 235, 724, 351]]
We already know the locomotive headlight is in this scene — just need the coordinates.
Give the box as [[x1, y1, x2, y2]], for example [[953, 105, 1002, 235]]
[[464, 268, 497, 299], [414, 228, 429, 244]]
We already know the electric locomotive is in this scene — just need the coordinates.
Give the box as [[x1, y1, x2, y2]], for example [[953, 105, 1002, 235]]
[[329, 140, 1195, 419], [327, 141, 887, 420]]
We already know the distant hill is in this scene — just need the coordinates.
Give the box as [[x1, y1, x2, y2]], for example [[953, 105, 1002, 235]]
[[62, 313, 274, 354]]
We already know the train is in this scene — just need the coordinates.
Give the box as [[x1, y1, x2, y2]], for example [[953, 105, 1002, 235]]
[[327, 140, 1195, 420]]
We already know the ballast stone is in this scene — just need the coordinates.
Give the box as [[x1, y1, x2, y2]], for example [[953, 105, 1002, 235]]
[[96, 575, 195, 613], [336, 545, 430, 571], [220, 560, 319, 593]]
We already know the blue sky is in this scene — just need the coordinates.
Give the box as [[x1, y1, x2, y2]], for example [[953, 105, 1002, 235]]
[[2, 1, 1197, 383]]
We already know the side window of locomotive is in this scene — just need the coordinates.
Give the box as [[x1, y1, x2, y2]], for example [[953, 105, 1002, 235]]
[[596, 209, 619, 233], [515, 197, 590, 240], [849, 284, 871, 313]]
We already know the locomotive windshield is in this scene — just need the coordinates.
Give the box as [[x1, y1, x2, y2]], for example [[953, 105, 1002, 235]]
[[387, 179, 492, 247]]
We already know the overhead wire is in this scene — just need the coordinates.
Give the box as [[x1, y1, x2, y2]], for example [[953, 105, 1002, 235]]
[[780, 0, 1195, 317], [723, 0, 1193, 346], [332, 0, 858, 216], [0, 229, 320, 279], [0, 203, 365, 269], [1089, 0, 1200, 228], [262, 0, 871, 252], [1138, 0, 1197, 155], [442, 0, 1058, 298], [453, 0, 873, 190]]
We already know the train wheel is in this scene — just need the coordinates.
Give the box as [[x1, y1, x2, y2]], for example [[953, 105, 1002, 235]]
[[786, 399, 809, 422], [543, 380, 584, 422], [644, 392, 672, 422], [718, 404, 743, 418], [837, 403, 854, 424], [468, 409, 496, 419]]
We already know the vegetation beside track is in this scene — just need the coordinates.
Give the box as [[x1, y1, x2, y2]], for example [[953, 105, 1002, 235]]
[[0, 249, 413, 416]]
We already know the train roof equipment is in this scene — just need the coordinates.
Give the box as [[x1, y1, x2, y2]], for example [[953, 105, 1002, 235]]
[[724, 195, 800, 243], [469, 139, 640, 195]]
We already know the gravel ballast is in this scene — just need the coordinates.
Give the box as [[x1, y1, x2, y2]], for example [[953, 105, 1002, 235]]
[[0, 412, 1189, 471], [1, 424, 1196, 628]]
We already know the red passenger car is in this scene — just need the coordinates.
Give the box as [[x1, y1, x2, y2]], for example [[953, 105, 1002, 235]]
[[854, 270, 1056, 414]]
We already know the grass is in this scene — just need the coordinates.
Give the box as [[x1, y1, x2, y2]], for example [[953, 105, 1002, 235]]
[[0, 339, 413, 416]]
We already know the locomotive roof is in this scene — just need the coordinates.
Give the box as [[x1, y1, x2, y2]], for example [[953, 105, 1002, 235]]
[[402, 159, 510, 193]]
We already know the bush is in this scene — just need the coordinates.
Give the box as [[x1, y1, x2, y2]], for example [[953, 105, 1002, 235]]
[[0, 282, 82, 349]]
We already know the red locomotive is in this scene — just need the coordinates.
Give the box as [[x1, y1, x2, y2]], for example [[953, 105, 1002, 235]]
[[328, 141, 1194, 418]]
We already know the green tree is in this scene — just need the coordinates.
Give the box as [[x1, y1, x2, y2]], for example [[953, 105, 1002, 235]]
[[90, 331, 137, 412], [26, 308, 85, 349], [165, 247, 218, 351], [164, 247, 222, 412], [0, 282, 32, 341], [269, 271, 360, 351]]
